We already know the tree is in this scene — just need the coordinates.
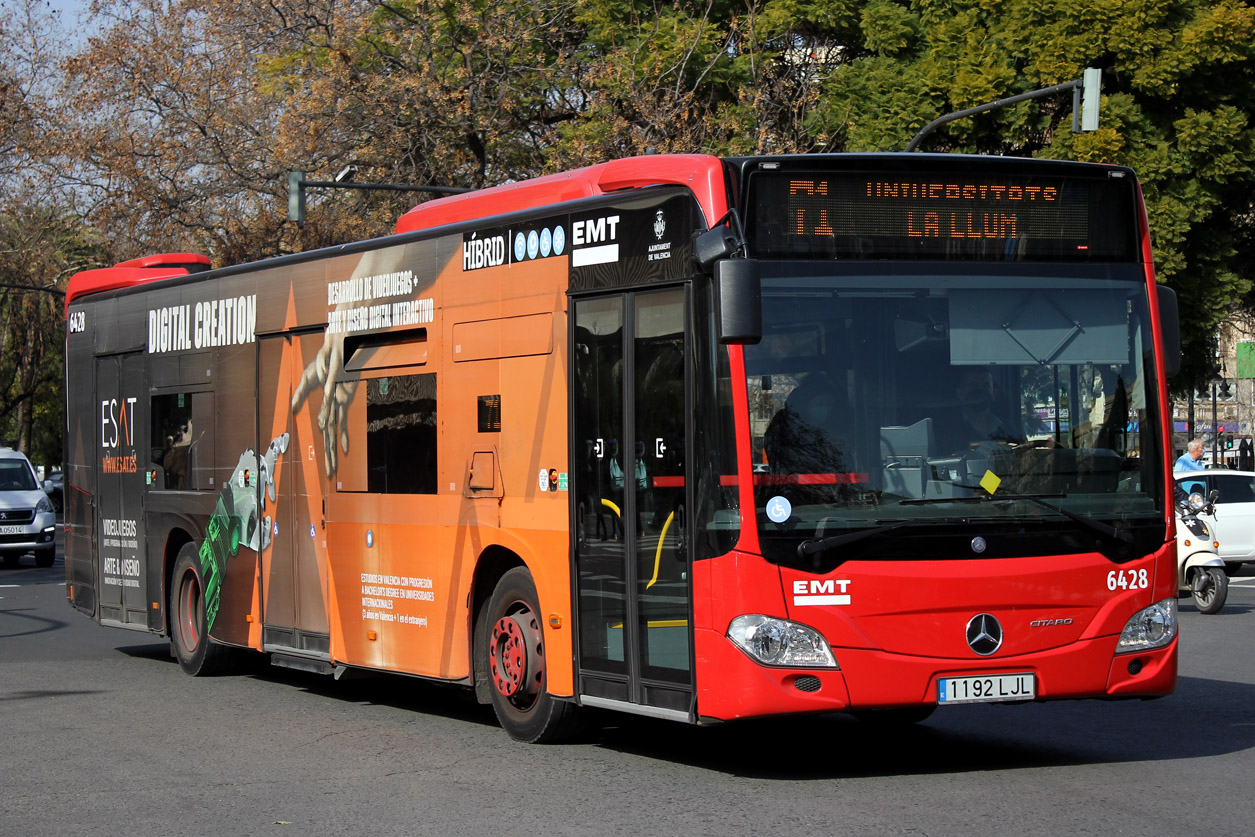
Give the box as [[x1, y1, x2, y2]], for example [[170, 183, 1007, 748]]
[[784, 0, 1255, 387], [34, 0, 1255, 393], [55, 0, 591, 261], [0, 204, 96, 464]]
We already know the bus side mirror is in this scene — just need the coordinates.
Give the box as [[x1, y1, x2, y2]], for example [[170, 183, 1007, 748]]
[[716, 258, 761, 345], [1156, 285, 1180, 378]]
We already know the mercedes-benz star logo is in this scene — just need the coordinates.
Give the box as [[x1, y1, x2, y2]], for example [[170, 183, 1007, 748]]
[[966, 613, 1003, 656]]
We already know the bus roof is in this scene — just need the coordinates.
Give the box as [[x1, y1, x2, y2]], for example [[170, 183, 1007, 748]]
[[394, 154, 729, 235], [65, 253, 211, 312]]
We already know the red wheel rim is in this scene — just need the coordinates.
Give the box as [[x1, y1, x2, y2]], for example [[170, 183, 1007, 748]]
[[176, 570, 201, 652], [489, 605, 543, 706]]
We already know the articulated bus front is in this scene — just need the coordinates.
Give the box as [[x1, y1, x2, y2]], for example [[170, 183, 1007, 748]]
[[692, 155, 1178, 722]]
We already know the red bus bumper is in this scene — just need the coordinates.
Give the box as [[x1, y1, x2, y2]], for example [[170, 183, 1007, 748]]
[[694, 626, 1176, 722]]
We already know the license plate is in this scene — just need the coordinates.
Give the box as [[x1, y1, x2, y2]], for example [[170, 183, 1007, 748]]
[[0, 525, 26, 535], [938, 673, 1035, 705]]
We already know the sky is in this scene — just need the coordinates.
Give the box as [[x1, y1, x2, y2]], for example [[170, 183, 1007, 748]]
[[46, 0, 92, 44]]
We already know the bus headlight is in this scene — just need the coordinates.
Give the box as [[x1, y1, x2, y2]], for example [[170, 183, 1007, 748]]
[[727, 614, 838, 668], [1116, 598, 1177, 653]]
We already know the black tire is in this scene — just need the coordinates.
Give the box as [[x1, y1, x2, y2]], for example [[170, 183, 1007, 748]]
[[1191, 566, 1229, 615], [2, 553, 20, 568], [483, 567, 581, 743], [34, 547, 54, 568], [853, 706, 936, 725], [169, 542, 234, 675]]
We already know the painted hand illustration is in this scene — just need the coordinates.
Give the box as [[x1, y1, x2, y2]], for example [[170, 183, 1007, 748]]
[[291, 332, 356, 477]]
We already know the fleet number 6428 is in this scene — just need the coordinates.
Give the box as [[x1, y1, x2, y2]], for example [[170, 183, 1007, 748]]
[[1107, 569, 1149, 591]]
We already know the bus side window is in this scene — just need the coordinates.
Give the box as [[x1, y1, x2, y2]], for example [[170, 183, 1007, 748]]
[[151, 392, 214, 490], [365, 373, 437, 494]]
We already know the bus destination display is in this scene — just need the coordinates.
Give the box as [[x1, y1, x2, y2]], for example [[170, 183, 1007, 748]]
[[746, 169, 1136, 261]]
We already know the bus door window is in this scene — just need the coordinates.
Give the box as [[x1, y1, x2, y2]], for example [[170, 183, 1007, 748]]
[[573, 296, 627, 675], [633, 290, 689, 680]]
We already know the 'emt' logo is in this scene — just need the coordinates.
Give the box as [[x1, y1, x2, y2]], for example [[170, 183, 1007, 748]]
[[792, 579, 852, 606]]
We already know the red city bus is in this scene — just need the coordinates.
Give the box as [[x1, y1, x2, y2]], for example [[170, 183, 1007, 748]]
[[63, 153, 1182, 741]]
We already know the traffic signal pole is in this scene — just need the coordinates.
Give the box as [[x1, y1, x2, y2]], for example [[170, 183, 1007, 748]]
[[287, 171, 469, 228], [1212, 384, 1219, 465], [906, 68, 1102, 152]]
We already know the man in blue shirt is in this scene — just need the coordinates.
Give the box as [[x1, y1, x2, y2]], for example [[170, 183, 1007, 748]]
[[1174, 438, 1205, 471]]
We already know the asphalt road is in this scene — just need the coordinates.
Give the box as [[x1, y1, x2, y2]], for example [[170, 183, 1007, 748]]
[[3, 542, 1255, 837]]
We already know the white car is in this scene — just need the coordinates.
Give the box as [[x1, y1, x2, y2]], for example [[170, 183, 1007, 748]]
[[0, 447, 57, 568], [1174, 469, 1255, 575]]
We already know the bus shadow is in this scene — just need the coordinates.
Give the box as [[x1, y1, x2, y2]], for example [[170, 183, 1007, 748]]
[[250, 662, 500, 730], [585, 675, 1255, 777], [117, 641, 502, 729], [111, 641, 1255, 773]]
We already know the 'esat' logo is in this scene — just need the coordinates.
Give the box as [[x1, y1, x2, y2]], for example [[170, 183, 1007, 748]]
[[101, 396, 137, 449], [101, 395, 139, 474]]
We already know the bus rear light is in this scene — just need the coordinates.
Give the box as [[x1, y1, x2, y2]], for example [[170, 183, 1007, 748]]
[[727, 614, 838, 669]]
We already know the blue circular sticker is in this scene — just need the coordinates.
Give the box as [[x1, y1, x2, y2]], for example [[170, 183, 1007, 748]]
[[766, 496, 792, 524], [366, 530, 374, 548], [527, 229, 539, 259], [309, 524, 316, 539], [514, 232, 527, 261], [540, 227, 552, 257], [552, 226, 566, 255]]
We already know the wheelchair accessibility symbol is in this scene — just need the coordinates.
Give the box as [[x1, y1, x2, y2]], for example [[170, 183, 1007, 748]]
[[766, 496, 792, 523]]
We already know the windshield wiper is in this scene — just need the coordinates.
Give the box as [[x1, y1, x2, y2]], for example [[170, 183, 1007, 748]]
[[797, 521, 911, 563], [901, 492, 1134, 545]]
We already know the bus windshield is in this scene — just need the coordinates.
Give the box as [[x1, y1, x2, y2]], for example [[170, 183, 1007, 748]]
[[743, 262, 1165, 569]]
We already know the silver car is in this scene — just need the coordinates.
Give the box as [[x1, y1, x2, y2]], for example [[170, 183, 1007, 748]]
[[0, 447, 57, 568]]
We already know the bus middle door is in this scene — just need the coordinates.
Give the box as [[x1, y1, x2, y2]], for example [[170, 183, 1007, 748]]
[[258, 331, 331, 660]]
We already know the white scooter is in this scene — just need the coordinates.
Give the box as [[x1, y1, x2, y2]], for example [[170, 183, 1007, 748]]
[[1175, 485, 1228, 614]]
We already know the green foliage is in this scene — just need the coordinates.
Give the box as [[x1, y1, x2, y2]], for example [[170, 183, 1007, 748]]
[[766, 0, 1255, 387], [0, 205, 97, 464], [4, 0, 1253, 397]]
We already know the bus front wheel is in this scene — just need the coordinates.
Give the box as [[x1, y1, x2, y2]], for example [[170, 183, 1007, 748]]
[[169, 543, 233, 676], [484, 567, 580, 743]]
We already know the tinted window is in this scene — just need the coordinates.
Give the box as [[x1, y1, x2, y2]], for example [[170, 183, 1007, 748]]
[[366, 373, 437, 494], [151, 392, 214, 490], [0, 459, 36, 491], [1212, 474, 1255, 504]]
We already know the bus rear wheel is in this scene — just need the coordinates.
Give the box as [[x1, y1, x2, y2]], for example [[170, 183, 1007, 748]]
[[484, 567, 580, 743], [169, 543, 233, 676]]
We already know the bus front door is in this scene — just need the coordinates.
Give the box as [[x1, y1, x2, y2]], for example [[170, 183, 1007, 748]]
[[572, 288, 694, 721]]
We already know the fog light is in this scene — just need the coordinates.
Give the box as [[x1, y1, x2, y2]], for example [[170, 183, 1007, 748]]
[[1127, 658, 1144, 675]]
